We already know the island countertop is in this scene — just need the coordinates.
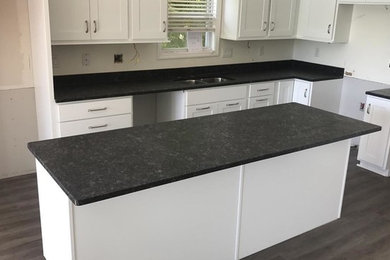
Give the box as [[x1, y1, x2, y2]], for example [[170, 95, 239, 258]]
[[366, 88, 390, 100], [28, 103, 379, 206]]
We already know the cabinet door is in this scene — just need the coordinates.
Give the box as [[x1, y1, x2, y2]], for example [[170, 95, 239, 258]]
[[218, 99, 247, 114], [292, 80, 312, 106], [90, 0, 128, 40], [358, 97, 390, 168], [249, 96, 273, 109], [238, 0, 270, 39], [49, 0, 91, 41], [297, 0, 337, 42], [186, 103, 218, 118], [131, 0, 168, 41], [268, 0, 296, 37], [275, 80, 294, 104]]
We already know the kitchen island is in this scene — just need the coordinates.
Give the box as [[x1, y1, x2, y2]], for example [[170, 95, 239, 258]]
[[28, 103, 379, 260]]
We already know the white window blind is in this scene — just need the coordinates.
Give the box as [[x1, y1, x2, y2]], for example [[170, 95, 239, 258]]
[[168, 0, 216, 32]]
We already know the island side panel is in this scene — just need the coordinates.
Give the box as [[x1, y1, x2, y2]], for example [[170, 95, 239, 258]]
[[36, 161, 74, 260], [238, 140, 351, 259], [72, 167, 242, 260]]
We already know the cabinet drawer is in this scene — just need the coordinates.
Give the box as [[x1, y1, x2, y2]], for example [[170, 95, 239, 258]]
[[185, 103, 218, 119], [218, 99, 247, 114], [57, 97, 133, 122], [249, 82, 275, 97], [185, 85, 248, 106], [59, 114, 133, 137], [248, 96, 274, 109]]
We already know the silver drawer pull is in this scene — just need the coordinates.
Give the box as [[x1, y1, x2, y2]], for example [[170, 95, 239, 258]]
[[256, 99, 268, 102], [226, 102, 239, 107], [257, 88, 269, 92], [196, 106, 211, 111], [88, 107, 108, 112], [88, 124, 108, 129]]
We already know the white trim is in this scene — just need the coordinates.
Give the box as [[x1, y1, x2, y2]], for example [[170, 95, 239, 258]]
[[0, 83, 34, 91]]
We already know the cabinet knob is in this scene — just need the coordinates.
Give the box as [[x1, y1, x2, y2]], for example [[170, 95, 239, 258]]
[[93, 20, 97, 33], [327, 24, 331, 34], [85, 20, 89, 34], [270, 22, 275, 32], [263, 21, 268, 32]]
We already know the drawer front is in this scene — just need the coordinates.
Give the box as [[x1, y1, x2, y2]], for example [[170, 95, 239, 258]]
[[186, 85, 248, 106], [59, 114, 133, 137], [218, 99, 247, 114], [248, 96, 274, 109], [185, 103, 218, 119], [249, 82, 275, 97], [58, 97, 133, 122]]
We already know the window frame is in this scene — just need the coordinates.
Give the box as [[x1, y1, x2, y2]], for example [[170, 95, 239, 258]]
[[158, 0, 222, 59]]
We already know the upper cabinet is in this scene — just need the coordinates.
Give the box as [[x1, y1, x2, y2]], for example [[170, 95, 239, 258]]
[[131, 0, 168, 42], [49, 0, 128, 43], [296, 0, 353, 43], [221, 0, 297, 40]]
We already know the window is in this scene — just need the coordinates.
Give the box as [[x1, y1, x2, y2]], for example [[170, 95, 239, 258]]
[[159, 0, 220, 58]]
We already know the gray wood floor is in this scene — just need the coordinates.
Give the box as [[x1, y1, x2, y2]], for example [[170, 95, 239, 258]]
[[1, 148, 390, 260]]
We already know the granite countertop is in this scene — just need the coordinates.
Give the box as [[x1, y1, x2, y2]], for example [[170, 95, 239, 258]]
[[366, 88, 390, 100], [28, 103, 379, 206], [54, 60, 344, 103]]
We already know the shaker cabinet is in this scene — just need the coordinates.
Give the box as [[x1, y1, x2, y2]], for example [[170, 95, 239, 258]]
[[293, 80, 312, 106], [358, 95, 390, 177], [221, 0, 296, 40], [49, 0, 128, 42], [130, 0, 168, 42]]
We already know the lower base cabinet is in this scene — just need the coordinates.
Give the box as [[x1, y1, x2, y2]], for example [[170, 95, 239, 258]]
[[37, 140, 350, 260], [358, 95, 390, 176]]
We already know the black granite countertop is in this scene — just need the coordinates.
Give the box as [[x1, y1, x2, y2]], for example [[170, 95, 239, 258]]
[[54, 60, 344, 102], [28, 103, 379, 206], [366, 88, 390, 100]]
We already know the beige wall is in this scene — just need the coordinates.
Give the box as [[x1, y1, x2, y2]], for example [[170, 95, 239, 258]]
[[293, 5, 390, 85], [0, 0, 38, 179], [52, 40, 294, 75]]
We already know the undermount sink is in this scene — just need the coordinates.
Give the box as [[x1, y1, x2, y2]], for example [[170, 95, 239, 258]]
[[177, 77, 233, 85]]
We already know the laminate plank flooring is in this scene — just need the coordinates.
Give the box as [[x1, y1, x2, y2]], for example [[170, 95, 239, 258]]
[[1, 148, 390, 260]]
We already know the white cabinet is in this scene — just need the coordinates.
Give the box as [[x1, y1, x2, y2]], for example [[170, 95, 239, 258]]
[[49, 0, 128, 42], [293, 80, 312, 106], [218, 99, 247, 114], [186, 103, 218, 119], [221, 0, 297, 40], [55, 96, 133, 137], [358, 95, 390, 177], [248, 82, 275, 109], [339, 0, 390, 4], [296, 0, 353, 43], [131, 0, 168, 42], [275, 80, 294, 104]]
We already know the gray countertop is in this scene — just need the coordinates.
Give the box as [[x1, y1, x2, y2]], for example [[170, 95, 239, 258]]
[[28, 103, 379, 206], [366, 88, 390, 100]]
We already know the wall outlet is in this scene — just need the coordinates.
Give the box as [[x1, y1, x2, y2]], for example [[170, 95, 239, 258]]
[[114, 54, 123, 63], [82, 53, 90, 66], [259, 46, 265, 56], [314, 47, 320, 58], [222, 48, 233, 58]]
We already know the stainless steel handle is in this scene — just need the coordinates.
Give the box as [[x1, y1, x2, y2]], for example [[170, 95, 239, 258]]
[[88, 124, 108, 130], [270, 22, 275, 32], [256, 99, 268, 102], [88, 107, 108, 112], [163, 21, 167, 33], [327, 24, 331, 34], [226, 102, 239, 107], [304, 89, 308, 98], [196, 106, 211, 111], [85, 20, 89, 33], [257, 88, 269, 92], [367, 104, 371, 114], [93, 20, 97, 33], [263, 21, 268, 31]]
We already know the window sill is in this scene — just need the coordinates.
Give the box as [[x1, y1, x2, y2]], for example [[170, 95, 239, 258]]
[[157, 47, 219, 60]]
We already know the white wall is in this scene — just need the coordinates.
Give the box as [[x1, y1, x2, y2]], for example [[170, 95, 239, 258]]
[[0, 0, 38, 179], [293, 5, 390, 85], [52, 40, 294, 75]]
